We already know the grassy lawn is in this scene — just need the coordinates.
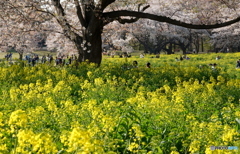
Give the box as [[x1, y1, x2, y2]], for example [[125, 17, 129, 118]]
[[0, 51, 57, 60]]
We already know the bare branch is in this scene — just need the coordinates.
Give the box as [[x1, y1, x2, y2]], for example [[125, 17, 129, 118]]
[[103, 10, 240, 29], [51, 0, 77, 39], [102, 0, 116, 9], [74, 0, 86, 27], [105, 4, 150, 25]]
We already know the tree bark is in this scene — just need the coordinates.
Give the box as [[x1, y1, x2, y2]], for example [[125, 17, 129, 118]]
[[195, 35, 200, 53], [87, 28, 103, 65], [73, 20, 103, 65], [19, 53, 23, 60], [104, 11, 240, 29], [169, 43, 173, 54]]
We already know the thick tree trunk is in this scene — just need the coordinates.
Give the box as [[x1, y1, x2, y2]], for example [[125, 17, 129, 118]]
[[182, 48, 187, 55], [165, 43, 174, 54], [19, 53, 23, 60], [88, 29, 103, 65], [75, 31, 103, 65], [169, 43, 173, 54], [195, 35, 200, 53], [189, 31, 193, 52], [74, 18, 103, 66], [173, 44, 176, 54]]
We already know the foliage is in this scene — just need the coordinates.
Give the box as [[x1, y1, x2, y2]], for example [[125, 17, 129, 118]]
[[0, 53, 240, 153]]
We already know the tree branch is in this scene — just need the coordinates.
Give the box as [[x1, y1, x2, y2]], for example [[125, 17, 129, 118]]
[[74, 0, 86, 27], [51, 0, 83, 43], [104, 4, 150, 25], [103, 10, 240, 29], [116, 4, 150, 24], [102, 0, 116, 10], [52, 0, 65, 16]]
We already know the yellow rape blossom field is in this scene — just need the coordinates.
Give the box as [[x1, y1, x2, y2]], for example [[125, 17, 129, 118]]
[[0, 53, 240, 154]]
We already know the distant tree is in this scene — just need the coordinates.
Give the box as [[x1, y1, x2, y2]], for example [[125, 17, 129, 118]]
[[210, 23, 240, 52], [130, 20, 168, 54], [129, 22, 209, 55]]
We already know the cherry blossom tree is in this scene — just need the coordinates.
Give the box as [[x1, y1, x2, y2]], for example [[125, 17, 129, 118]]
[[1, 0, 240, 65], [130, 21, 168, 54], [46, 32, 77, 55], [116, 20, 209, 55], [209, 23, 240, 52], [0, 21, 43, 59]]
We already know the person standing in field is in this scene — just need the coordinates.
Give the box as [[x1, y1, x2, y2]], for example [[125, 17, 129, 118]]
[[140, 53, 144, 58], [236, 59, 240, 68], [216, 56, 221, 60], [180, 55, 184, 61], [146, 62, 151, 68], [50, 55, 53, 64], [41, 55, 46, 63], [69, 56, 72, 64], [132, 61, 138, 68], [65, 56, 70, 65]]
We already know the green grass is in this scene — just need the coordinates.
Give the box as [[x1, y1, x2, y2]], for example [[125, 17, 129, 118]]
[[0, 52, 19, 59], [33, 50, 56, 56], [0, 51, 57, 60]]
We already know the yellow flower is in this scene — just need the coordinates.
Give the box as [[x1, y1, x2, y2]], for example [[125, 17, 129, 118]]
[[81, 80, 92, 90], [87, 71, 93, 78], [0, 144, 7, 151], [94, 77, 104, 86], [9, 109, 28, 130], [189, 140, 200, 153], [17, 129, 58, 153], [62, 127, 104, 153], [222, 125, 238, 142], [45, 97, 57, 111], [132, 124, 145, 138], [128, 142, 139, 152]]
